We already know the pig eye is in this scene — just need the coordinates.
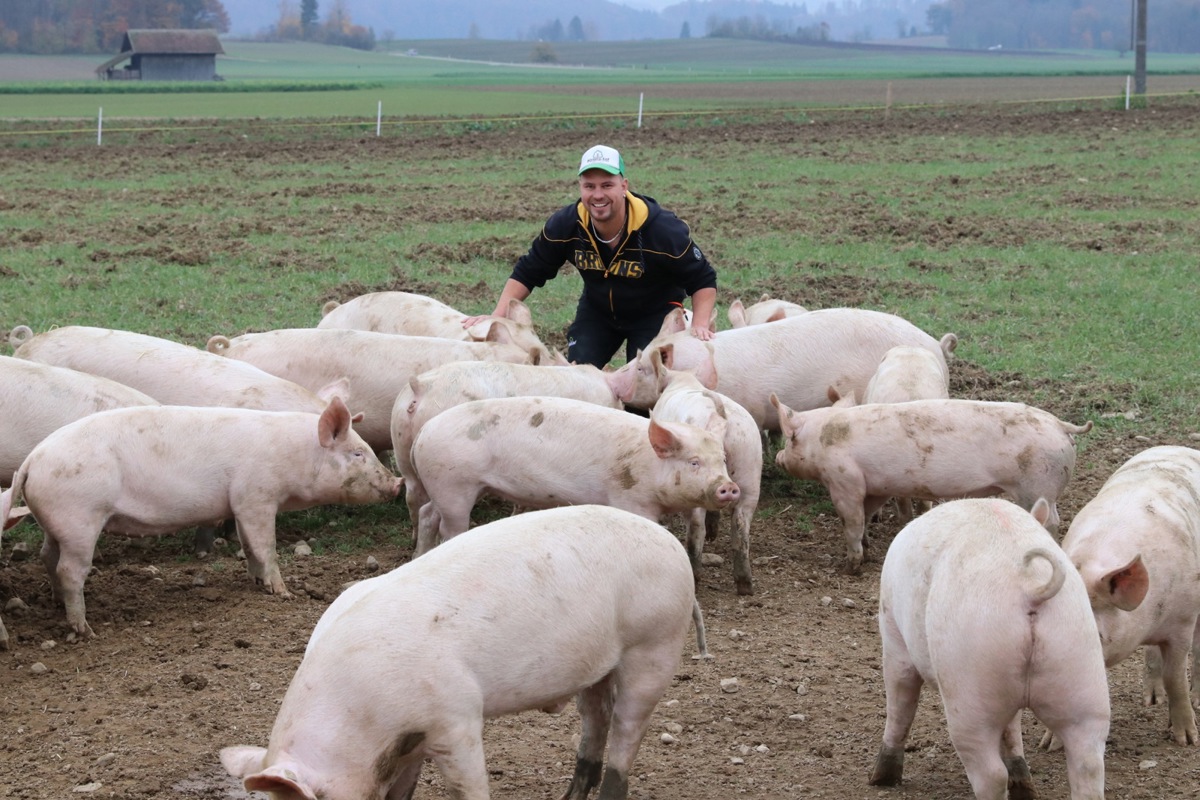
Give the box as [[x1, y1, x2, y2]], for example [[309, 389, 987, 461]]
[[688, 458, 701, 469], [351, 449, 366, 460]]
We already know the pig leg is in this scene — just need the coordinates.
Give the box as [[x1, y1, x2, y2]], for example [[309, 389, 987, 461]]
[[730, 505, 753, 596], [562, 677, 615, 800], [426, 721, 490, 800], [231, 511, 290, 597], [595, 647, 680, 800], [385, 760, 424, 800], [1159, 635, 1199, 745], [1047, 721, 1107, 800], [829, 488, 868, 574], [39, 529, 98, 638], [861, 496, 888, 552], [999, 712, 1034, 800], [943, 713, 1009, 800], [1144, 645, 1166, 706], [683, 508, 706, 576], [402, 478, 429, 532], [869, 629, 923, 786], [703, 508, 720, 543]]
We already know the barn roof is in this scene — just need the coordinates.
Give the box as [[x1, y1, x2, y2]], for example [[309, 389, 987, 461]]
[[95, 28, 224, 74]]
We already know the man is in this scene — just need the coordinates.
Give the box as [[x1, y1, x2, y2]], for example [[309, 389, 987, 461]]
[[464, 144, 717, 368]]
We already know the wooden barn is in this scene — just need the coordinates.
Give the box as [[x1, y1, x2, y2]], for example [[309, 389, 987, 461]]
[[96, 29, 224, 81]]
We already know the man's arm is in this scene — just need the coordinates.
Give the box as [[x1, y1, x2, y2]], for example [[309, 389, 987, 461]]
[[689, 286, 717, 341]]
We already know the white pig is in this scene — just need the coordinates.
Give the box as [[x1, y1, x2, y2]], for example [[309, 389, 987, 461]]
[[221, 504, 695, 800], [0, 397, 401, 638], [872, 498, 1109, 799], [625, 307, 958, 432], [726, 293, 807, 327], [1058, 445, 1200, 746], [0, 355, 159, 487], [206, 327, 541, 453], [409, 396, 740, 556], [11, 325, 343, 414], [772, 395, 1091, 572], [317, 291, 557, 362], [648, 356, 763, 595], [389, 359, 636, 528]]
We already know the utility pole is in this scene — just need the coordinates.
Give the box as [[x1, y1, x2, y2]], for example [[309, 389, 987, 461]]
[[1134, 0, 1147, 94]]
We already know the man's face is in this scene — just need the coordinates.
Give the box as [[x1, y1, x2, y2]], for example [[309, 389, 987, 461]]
[[579, 169, 628, 224]]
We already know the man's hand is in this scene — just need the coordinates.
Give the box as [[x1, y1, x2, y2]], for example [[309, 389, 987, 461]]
[[690, 324, 715, 342]]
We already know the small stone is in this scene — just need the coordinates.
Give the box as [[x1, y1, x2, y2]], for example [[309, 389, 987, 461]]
[[796, 684, 809, 696], [659, 733, 677, 745], [293, 543, 313, 557], [755, 744, 770, 754], [738, 744, 752, 756], [1134, 435, 1152, 443], [720, 677, 740, 693], [213, 537, 228, 549], [664, 699, 679, 708], [9, 541, 30, 561], [730, 757, 745, 765], [249, 682, 262, 691], [841, 598, 856, 609], [1139, 759, 1157, 770], [788, 713, 807, 721], [4, 597, 27, 613], [236, 548, 246, 561], [192, 574, 206, 587], [700, 553, 724, 566], [1188, 433, 1200, 442], [65, 632, 78, 644], [192, 621, 206, 633], [728, 629, 745, 641], [72, 783, 102, 793], [30, 662, 49, 674], [820, 596, 833, 606], [366, 556, 380, 572], [142, 565, 161, 576], [95, 753, 117, 767], [752, 556, 776, 566], [664, 722, 684, 735], [180, 673, 208, 691], [40, 640, 56, 651]]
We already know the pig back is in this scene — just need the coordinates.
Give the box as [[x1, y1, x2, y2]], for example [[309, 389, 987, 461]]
[[14, 326, 329, 414], [305, 505, 695, 712]]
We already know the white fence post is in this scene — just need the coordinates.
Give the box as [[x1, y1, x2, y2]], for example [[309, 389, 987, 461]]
[[377, 101, 382, 136], [1125, 75, 1131, 110], [637, 92, 644, 128], [97, 107, 103, 145]]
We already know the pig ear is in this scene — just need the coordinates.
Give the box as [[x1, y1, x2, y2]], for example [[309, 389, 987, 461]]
[[651, 344, 670, 373], [1029, 497, 1052, 527], [765, 307, 787, 323], [692, 344, 719, 390], [728, 298, 746, 328], [656, 308, 688, 338], [771, 393, 798, 438], [647, 418, 683, 459], [318, 396, 353, 447], [1101, 554, 1149, 612], [316, 377, 353, 408], [242, 762, 319, 800], [503, 298, 533, 326], [483, 321, 514, 344]]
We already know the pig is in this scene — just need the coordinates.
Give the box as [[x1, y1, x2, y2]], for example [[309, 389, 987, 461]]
[[409, 395, 740, 557], [206, 327, 542, 454], [771, 395, 1092, 573], [625, 307, 958, 433], [646, 353, 763, 595], [221, 504, 696, 800], [317, 291, 557, 363], [871, 497, 1109, 799], [11, 325, 343, 414], [1055, 445, 1200, 746], [0, 397, 401, 638], [0, 355, 159, 487], [389, 359, 636, 529], [726, 293, 807, 327]]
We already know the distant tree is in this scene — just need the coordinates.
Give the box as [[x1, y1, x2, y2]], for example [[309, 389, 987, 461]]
[[468, 22, 481, 39], [531, 42, 558, 62], [301, 0, 318, 36], [926, 3, 952, 36], [680, 20, 691, 38], [551, 18, 564, 41], [567, 15, 585, 41]]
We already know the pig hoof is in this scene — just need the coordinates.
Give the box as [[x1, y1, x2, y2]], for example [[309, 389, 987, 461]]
[[735, 581, 755, 597], [1005, 756, 1035, 799], [868, 746, 904, 786], [1037, 730, 1062, 752]]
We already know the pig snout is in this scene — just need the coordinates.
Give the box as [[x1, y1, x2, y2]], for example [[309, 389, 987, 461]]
[[343, 464, 403, 503], [713, 480, 741, 508]]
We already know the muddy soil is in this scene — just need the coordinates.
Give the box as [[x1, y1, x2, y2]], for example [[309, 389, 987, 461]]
[[2, 106, 1199, 799]]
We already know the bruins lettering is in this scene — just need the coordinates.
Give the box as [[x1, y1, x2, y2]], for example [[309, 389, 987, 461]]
[[574, 249, 644, 279]]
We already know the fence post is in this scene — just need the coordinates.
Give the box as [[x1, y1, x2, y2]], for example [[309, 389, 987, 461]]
[[97, 107, 103, 146], [637, 92, 644, 128], [377, 101, 382, 136]]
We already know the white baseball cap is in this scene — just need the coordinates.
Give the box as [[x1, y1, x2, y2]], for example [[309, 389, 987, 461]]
[[578, 145, 624, 176]]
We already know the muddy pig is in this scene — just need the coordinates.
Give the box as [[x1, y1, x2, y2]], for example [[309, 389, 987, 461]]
[[872, 498, 1109, 799], [221, 504, 696, 800], [1057, 445, 1200, 746], [410, 395, 739, 556], [0, 397, 400, 639], [771, 395, 1091, 572]]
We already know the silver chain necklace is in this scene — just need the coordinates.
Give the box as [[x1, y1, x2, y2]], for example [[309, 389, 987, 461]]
[[592, 221, 621, 245]]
